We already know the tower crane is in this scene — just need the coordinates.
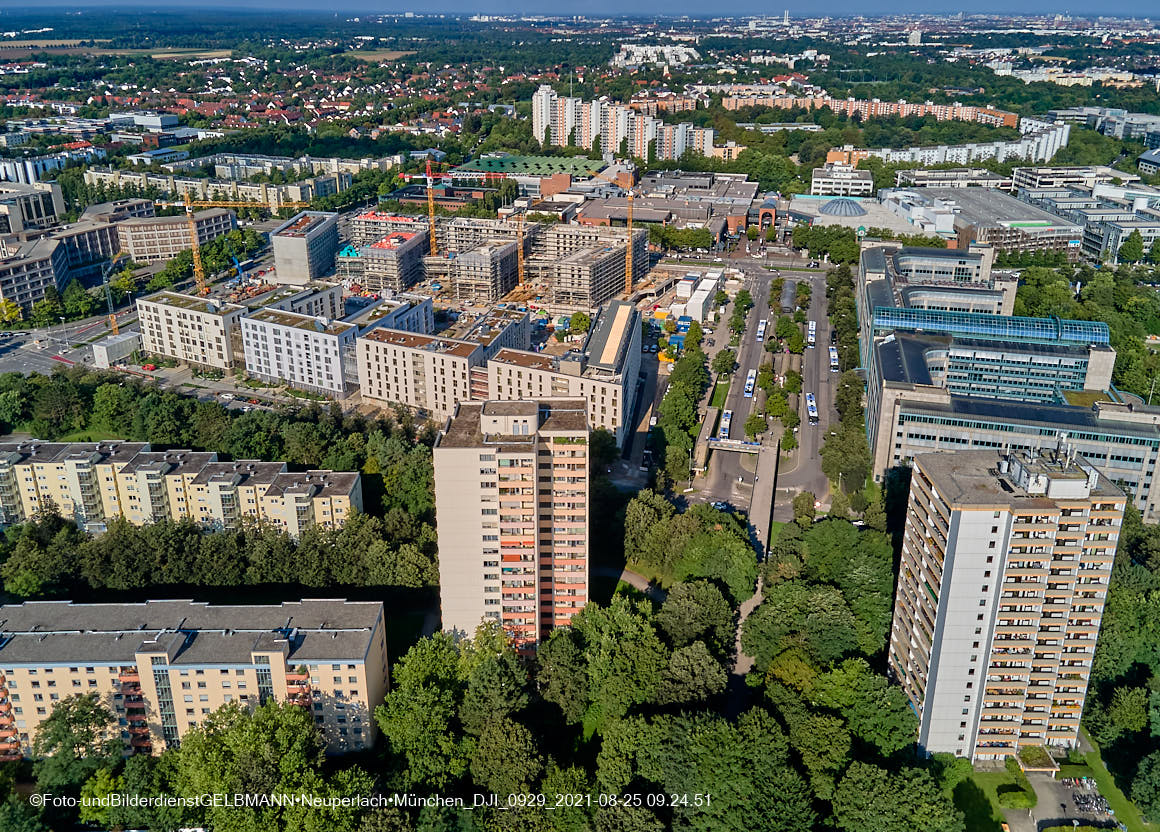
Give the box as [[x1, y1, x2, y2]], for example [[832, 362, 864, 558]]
[[154, 194, 310, 296], [586, 166, 637, 294], [401, 161, 509, 257], [101, 251, 129, 335]]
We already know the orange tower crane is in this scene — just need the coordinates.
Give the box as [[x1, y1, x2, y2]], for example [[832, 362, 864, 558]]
[[587, 166, 637, 294]]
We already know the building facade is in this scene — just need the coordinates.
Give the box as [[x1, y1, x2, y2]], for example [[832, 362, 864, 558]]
[[889, 450, 1122, 761], [241, 308, 357, 396], [137, 292, 246, 370], [270, 211, 340, 285], [434, 400, 589, 649], [0, 440, 362, 535], [811, 163, 874, 197], [0, 599, 388, 759], [116, 209, 235, 264]]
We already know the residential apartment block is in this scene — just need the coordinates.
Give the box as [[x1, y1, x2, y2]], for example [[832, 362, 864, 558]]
[[271, 211, 339, 285], [137, 291, 246, 370], [359, 302, 640, 442], [889, 450, 1122, 761], [487, 300, 642, 445], [531, 85, 716, 161], [0, 440, 362, 536], [116, 209, 235, 264], [0, 181, 64, 235], [357, 308, 531, 420], [0, 599, 387, 759], [359, 231, 426, 293], [450, 240, 519, 303], [241, 308, 357, 396], [433, 399, 589, 648]]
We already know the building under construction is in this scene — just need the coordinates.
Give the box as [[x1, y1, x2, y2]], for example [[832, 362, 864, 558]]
[[415, 216, 644, 310], [360, 231, 427, 292], [450, 240, 519, 303], [350, 211, 429, 246]]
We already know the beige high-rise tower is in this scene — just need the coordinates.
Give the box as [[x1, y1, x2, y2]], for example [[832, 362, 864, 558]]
[[889, 448, 1123, 761], [433, 399, 589, 649]]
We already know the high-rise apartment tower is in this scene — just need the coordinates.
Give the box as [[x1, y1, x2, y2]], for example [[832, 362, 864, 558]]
[[433, 399, 589, 649], [889, 449, 1123, 761]]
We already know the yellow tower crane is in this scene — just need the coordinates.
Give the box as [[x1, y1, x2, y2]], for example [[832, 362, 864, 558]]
[[159, 194, 310, 296]]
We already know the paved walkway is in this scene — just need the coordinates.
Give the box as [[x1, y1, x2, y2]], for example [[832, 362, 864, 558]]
[[592, 566, 666, 603], [725, 575, 764, 717]]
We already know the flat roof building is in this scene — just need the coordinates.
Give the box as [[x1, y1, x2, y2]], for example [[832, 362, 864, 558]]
[[0, 598, 387, 758], [360, 231, 426, 293], [487, 300, 642, 445], [880, 188, 1083, 260], [0, 181, 64, 235], [137, 291, 247, 370], [890, 450, 1122, 761], [117, 209, 234, 265], [811, 162, 874, 197], [434, 399, 590, 649], [0, 236, 67, 310], [241, 308, 357, 397], [271, 211, 339, 286]]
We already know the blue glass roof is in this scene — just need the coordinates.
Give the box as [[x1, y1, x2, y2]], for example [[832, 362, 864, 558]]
[[873, 307, 1109, 346]]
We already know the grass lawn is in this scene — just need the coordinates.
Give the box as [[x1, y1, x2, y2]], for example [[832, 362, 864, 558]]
[[710, 379, 730, 408], [1057, 763, 1095, 779], [1082, 729, 1160, 832], [953, 772, 1008, 832]]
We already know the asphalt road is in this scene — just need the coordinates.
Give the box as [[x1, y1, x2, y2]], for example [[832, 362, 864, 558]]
[[696, 264, 836, 518], [772, 271, 839, 520]]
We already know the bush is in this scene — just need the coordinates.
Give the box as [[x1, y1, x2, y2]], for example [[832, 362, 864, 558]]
[[996, 784, 1036, 809]]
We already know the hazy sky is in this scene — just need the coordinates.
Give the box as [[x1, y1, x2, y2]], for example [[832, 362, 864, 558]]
[[14, 0, 1159, 17]]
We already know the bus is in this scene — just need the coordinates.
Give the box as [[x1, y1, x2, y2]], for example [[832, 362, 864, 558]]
[[718, 410, 733, 440], [756, 319, 768, 343], [744, 369, 757, 398], [807, 320, 817, 349], [805, 392, 819, 424], [829, 346, 840, 373]]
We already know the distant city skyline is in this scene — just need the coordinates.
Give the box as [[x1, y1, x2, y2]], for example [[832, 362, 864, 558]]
[[9, 2, 1160, 18]]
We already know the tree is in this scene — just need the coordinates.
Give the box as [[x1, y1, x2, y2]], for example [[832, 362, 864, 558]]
[[62, 281, 95, 320], [655, 641, 727, 705], [1149, 238, 1160, 266], [711, 348, 736, 375], [0, 797, 48, 832], [459, 649, 528, 737], [176, 702, 372, 832], [0, 299, 22, 323], [572, 596, 668, 730], [32, 693, 121, 790], [742, 582, 861, 670], [590, 428, 618, 471], [833, 762, 964, 832], [747, 226, 759, 241], [470, 717, 543, 796], [536, 628, 589, 724], [1119, 229, 1146, 264], [812, 659, 919, 755], [1133, 751, 1160, 824], [686, 320, 703, 350], [569, 311, 591, 333], [79, 767, 124, 826], [376, 633, 470, 789], [792, 491, 816, 529], [744, 413, 767, 439], [655, 580, 734, 659]]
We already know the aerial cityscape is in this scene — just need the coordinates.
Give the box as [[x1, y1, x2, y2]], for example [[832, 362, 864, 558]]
[[0, 5, 1160, 831]]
